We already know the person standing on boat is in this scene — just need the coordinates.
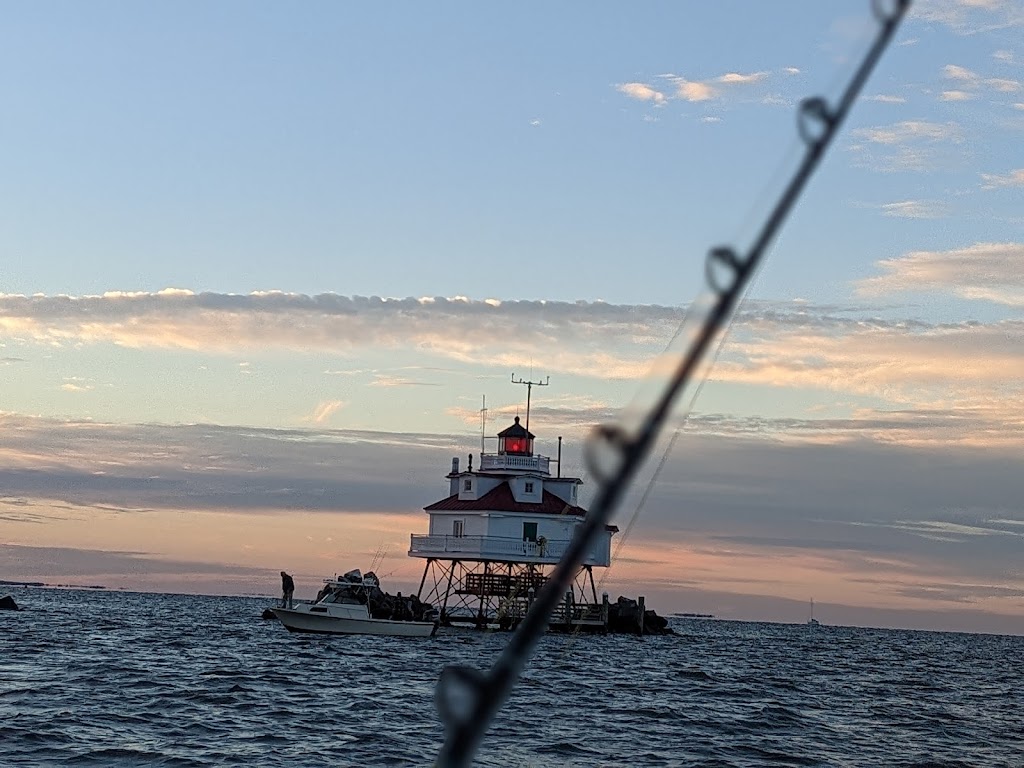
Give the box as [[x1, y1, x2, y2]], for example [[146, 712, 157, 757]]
[[280, 571, 295, 609]]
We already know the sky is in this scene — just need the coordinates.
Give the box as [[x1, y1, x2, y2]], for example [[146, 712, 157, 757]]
[[2, 0, 1023, 635]]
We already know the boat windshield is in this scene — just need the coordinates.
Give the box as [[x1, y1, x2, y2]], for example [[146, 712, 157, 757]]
[[320, 583, 366, 605]]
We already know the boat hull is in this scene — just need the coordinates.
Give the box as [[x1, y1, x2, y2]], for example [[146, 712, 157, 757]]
[[273, 608, 437, 637]]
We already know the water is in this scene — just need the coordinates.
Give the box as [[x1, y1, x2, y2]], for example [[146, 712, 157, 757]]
[[1, 589, 1021, 767]]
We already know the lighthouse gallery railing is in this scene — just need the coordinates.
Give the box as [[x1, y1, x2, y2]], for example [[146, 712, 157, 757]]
[[410, 534, 602, 563]]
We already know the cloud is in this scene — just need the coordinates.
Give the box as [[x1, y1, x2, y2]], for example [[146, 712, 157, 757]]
[[688, 291, 1024, 446], [673, 79, 716, 102], [369, 375, 441, 388], [855, 241, 1024, 304], [618, 70, 773, 107], [867, 94, 907, 103], [714, 330, 1024, 443], [980, 168, 1024, 188], [3, 365, 1024, 626], [855, 120, 964, 144], [850, 120, 964, 171], [944, 63, 981, 85], [616, 82, 666, 106], [716, 71, 768, 85], [3, 413, 1022, 615], [887, 518, 1024, 542], [879, 200, 949, 218], [446, 396, 618, 433], [702, 405, 1024, 449], [915, 0, 1024, 34], [310, 399, 345, 423], [60, 376, 94, 392], [672, 70, 768, 102], [0, 291, 685, 380], [0, 414, 454, 515], [9, 285, 1024, 449], [986, 77, 1023, 91], [622, 435, 1024, 618], [0, 542, 274, 580], [939, 62, 1022, 101]]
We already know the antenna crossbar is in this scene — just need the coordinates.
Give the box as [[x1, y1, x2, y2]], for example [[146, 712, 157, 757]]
[[510, 373, 549, 436]]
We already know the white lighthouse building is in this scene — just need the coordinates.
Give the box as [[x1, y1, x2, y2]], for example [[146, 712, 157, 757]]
[[409, 412, 617, 629]]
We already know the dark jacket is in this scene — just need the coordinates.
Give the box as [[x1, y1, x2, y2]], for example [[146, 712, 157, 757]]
[[281, 573, 295, 592]]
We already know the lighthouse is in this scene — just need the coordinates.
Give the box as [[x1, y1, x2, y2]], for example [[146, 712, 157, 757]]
[[409, 389, 617, 629]]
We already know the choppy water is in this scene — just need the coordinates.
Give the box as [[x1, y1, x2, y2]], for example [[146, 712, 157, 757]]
[[1, 589, 1021, 767]]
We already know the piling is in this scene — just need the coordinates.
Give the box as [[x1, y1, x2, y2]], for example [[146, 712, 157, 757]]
[[638, 595, 646, 635]]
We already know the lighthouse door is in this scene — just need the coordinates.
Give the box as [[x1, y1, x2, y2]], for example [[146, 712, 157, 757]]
[[522, 522, 538, 542]]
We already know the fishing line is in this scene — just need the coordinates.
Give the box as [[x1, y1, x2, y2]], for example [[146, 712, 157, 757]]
[[434, 3, 912, 765], [552, 303, 697, 657], [583, 0, 903, 636], [558, 290, 748, 661]]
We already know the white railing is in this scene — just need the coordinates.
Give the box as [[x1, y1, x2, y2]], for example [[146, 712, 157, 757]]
[[479, 453, 550, 474], [409, 534, 576, 562]]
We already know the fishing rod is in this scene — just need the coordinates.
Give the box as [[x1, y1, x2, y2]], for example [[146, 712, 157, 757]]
[[434, 2, 912, 765]]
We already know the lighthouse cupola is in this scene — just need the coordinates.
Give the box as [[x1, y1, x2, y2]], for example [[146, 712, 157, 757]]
[[497, 416, 534, 457]]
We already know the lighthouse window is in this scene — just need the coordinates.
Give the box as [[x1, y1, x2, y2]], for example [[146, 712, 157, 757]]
[[525, 482, 534, 494], [463, 479, 472, 491], [453, 520, 464, 538]]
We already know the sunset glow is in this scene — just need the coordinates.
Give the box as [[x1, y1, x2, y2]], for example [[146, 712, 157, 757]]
[[2, 1, 1023, 634]]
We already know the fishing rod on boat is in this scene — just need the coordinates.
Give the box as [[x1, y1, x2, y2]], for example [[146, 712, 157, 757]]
[[434, 2, 912, 765]]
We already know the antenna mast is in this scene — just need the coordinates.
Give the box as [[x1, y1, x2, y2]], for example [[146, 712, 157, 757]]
[[479, 395, 487, 454], [510, 373, 549, 436]]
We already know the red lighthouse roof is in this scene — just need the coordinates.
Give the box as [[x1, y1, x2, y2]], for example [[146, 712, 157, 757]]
[[496, 416, 534, 440], [496, 416, 534, 456], [425, 482, 585, 516]]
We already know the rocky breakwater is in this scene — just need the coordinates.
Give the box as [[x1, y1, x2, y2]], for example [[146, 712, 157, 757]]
[[367, 589, 436, 623], [607, 595, 673, 635]]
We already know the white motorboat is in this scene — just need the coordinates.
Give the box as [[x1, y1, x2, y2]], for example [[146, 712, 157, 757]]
[[273, 570, 438, 637]]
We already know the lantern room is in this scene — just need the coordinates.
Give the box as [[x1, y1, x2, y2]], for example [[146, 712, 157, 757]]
[[497, 416, 534, 456]]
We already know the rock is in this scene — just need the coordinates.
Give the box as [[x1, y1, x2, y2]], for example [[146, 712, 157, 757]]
[[605, 596, 674, 635], [261, 608, 278, 620], [369, 590, 435, 622], [643, 609, 673, 635], [0, 595, 21, 611]]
